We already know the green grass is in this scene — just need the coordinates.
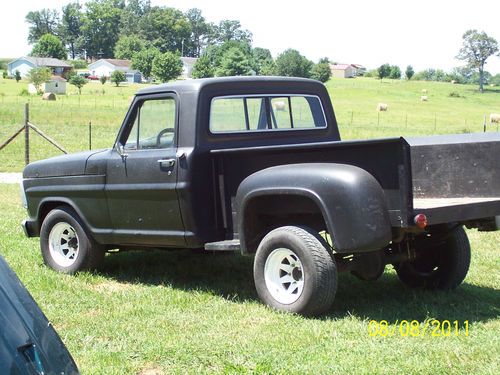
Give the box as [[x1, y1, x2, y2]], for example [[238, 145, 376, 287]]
[[0, 76, 499, 372], [0, 184, 499, 374], [0, 76, 499, 171]]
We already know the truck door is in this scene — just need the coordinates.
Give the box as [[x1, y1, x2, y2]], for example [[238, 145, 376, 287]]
[[105, 94, 185, 247]]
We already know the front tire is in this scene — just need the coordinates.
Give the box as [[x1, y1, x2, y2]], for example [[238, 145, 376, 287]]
[[40, 206, 104, 274], [253, 226, 337, 316], [395, 225, 471, 289]]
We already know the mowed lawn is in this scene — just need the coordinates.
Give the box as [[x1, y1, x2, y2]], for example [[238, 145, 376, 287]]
[[0, 76, 499, 373], [0, 184, 499, 374]]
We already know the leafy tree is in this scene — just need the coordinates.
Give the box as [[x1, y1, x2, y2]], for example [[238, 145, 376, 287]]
[[191, 55, 215, 78], [114, 35, 147, 60], [184, 8, 210, 57], [456, 29, 499, 92], [252, 47, 273, 75], [120, 0, 151, 36], [110, 70, 126, 86], [25, 9, 60, 44], [31, 34, 67, 60], [151, 52, 183, 82], [140, 7, 191, 54], [80, 0, 124, 59], [311, 61, 331, 82], [318, 57, 330, 64], [216, 47, 253, 77], [14, 70, 22, 82], [59, 2, 83, 59], [377, 64, 391, 80], [28, 67, 51, 93], [214, 20, 252, 45], [275, 49, 313, 78], [405, 65, 414, 80], [490, 73, 500, 86], [99, 75, 107, 85], [69, 75, 87, 94], [131, 47, 160, 80], [69, 59, 87, 69], [389, 65, 401, 79], [259, 60, 277, 76]]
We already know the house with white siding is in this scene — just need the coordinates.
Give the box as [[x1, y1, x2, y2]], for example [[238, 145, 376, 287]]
[[88, 59, 142, 83], [330, 64, 356, 78], [7, 57, 71, 78]]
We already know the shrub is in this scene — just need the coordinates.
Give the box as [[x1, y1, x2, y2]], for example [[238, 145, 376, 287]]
[[70, 59, 88, 69], [19, 88, 29, 96], [110, 70, 126, 86], [2, 71, 7, 79]]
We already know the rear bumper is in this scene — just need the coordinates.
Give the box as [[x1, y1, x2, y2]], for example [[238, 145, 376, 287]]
[[21, 219, 39, 238]]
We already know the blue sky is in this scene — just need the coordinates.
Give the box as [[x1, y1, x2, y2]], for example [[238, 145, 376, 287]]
[[2, 0, 500, 74]]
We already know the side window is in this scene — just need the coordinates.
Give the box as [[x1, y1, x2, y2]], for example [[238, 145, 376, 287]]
[[124, 98, 176, 150]]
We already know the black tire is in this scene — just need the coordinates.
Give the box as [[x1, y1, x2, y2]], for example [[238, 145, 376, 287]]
[[40, 206, 105, 274], [395, 226, 471, 289], [253, 226, 337, 316]]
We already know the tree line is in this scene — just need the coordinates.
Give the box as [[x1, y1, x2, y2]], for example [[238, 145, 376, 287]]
[[366, 30, 500, 92], [25, 0, 331, 83]]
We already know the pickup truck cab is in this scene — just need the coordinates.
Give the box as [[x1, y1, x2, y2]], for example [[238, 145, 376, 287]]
[[21, 77, 500, 315]]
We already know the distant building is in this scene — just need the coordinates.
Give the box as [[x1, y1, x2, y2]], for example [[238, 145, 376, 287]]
[[88, 59, 142, 83], [330, 64, 356, 78], [7, 57, 71, 78], [28, 76, 67, 95], [351, 64, 366, 76], [181, 57, 197, 79]]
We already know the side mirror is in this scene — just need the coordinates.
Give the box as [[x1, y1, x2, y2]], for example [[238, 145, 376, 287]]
[[115, 143, 128, 162]]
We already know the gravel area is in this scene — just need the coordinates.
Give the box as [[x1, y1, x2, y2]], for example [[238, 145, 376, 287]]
[[0, 173, 22, 183]]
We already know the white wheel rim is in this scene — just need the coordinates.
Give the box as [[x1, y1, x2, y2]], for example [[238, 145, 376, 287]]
[[48, 222, 79, 267], [264, 248, 304, 304]]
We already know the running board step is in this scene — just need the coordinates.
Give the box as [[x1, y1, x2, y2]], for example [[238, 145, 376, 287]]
[[204, 239, 240, 251]]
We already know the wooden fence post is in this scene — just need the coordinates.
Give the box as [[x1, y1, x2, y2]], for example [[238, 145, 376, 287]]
[[24, 103, 29, 165]]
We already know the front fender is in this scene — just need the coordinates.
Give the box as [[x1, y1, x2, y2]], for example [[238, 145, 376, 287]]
[[236, 163, 392, 253]]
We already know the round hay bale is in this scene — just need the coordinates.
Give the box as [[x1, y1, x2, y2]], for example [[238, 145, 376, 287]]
[[42, 92, 56, 101]]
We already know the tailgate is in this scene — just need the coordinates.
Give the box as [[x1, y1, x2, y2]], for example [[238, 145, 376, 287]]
[[407, 132, 500, 224]]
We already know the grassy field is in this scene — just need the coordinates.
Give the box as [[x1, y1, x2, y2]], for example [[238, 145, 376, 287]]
[[0, 75, 499, 373], [0, 184, 499, 374], [0, 75, 499, 171]]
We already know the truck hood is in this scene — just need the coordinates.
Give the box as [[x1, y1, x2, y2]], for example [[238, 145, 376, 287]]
[[23, 149, 107, 178]]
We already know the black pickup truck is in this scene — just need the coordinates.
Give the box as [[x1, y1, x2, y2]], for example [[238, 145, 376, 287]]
[[20, 77, 500, 316]]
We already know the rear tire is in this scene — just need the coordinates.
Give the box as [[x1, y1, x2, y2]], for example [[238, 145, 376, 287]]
[[395, 226, 470, 289], [40, 206, 105, 274], [253, 226, 337, 316]]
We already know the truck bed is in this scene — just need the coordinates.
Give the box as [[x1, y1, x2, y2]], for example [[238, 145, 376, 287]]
[[211, 132, 500, 230], [414, 197, 500, 209]]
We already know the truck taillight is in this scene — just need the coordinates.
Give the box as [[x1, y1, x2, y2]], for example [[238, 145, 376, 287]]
[[414, 214, 428, 229]]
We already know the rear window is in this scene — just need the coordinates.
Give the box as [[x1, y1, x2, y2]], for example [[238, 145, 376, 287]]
[[210, 95, 327, 133]]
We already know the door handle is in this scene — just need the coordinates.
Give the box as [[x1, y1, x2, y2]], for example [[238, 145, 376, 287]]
[[157, 158, 175, 167]]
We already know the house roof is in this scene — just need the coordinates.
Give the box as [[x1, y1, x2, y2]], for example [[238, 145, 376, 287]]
[[351, 64, 366, 69], [10, 56, 71, 68], [330, 64, 353, 70], [101, 59, 131, 68]]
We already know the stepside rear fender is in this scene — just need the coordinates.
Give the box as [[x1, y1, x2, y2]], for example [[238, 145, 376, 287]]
[[236, 163, 392, 254]]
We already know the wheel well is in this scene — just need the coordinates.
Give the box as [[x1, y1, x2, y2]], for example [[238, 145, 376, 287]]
[[38, 201, 72, 230], [241, 194, 327, 254]]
